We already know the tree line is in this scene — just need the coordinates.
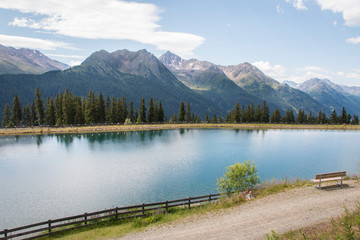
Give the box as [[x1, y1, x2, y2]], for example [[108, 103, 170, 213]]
[[222, 101, 359, 125], [1, 88, 359, 127], [1, 88, 202, 127]]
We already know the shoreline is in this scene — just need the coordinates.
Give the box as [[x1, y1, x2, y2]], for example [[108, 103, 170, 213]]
[[1, 123, 360, 136]]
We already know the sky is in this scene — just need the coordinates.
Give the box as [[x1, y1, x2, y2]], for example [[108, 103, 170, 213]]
[[0, 0, 360, 86]]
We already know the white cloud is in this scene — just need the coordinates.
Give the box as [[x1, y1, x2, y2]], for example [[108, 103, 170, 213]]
[[297, 66, 329, 73], [346, 36, 360, 44], [286, 0, 307, 10], [276, 5, 284, 14], [45, 54, 85, 59], [0, 34, 74, 50], [316, 0, 360, 27], [252, 61, 287, 79], [346, 72, 360, 79], [69, 60, 82, 67], [0, 0, 204, 58]]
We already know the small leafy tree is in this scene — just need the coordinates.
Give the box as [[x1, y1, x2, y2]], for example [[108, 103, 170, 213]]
[[217, 160, 260, 195]]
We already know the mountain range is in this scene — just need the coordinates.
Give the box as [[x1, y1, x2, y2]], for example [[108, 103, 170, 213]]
[[1, 46, 359, 122], [0, 49, 221, 117], [285, 78, 360, 114], [0, 44, 69, 74], [159, 51, 328, 115]]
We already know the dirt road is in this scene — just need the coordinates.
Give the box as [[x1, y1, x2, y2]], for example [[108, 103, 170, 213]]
[[118, 180, 360, 240]]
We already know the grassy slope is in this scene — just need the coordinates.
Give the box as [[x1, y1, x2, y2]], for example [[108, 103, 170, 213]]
[[45, 179, 313, 240]]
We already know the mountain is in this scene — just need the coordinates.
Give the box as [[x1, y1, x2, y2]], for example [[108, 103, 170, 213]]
[[160, 51, 264, 112], [298, 78, 360, 114], [0, 49, 221, 118], [0, 44, 69, 74], [160, 51, 328, 114]]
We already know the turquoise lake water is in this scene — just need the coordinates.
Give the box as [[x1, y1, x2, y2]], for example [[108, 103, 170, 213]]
[[0, 129, 359, 228]]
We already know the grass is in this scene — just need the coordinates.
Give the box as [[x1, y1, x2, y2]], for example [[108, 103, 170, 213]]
[[38, 178, 311, 240], [1, 123, 360, 136], [255, 178, 312, 198], [266, 204, 360, 240]]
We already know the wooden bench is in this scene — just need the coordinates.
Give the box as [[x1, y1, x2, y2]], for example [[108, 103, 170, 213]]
[[311, 171, 346, 189]]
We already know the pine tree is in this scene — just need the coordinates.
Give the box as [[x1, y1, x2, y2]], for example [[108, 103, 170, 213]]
[[172, 114, 178, 123], [205, 114, 210, 123], [317, 110, 327, 124], [241, 105, 247, 123], [351, 115, 359, 125], [55, 92, 63, 126], [85, 90, 96, 124], [296, 109, 307, 124], [261, 100, 270, 123], [30, 100, 37, 126], [283, 109, 295, 124], [12, 94, 22, 126], [119, 96, 127, 123], [218, 116, 223, 123], [105, 95, 112, 123], [270, 109, 281, 123], [23, 105, 31, 126], [212, 114, 218, 123], [125, 101, 133, 123], [225, 112, 231, 123], [178, 101, 185, 122], [330, 109, 339, 124], [248, 103, 255, 122], [96, 92, 106, 123], [186, 102, 191, 123], [341, 107, 349, 124], [111, 96, 118, 123], [62, 89, 74, 125], [231, 103, 241, 123], [2, 104, 11, 127], [35, 88, 45, 125], [139, 97, 146, 123], [254, 104, 262, 123], [74, 97, 84, 124], [157, 100, 164, 123], [148, 97, 156, 123], [46, 97, 56, 126], [308, 112, 315, 124]]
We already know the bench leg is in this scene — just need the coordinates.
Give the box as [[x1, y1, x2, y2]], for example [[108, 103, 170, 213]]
[[315, 179, 321, 190]]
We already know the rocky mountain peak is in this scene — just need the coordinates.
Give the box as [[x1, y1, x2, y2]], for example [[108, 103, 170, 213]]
[[0, 44, 69, 74]]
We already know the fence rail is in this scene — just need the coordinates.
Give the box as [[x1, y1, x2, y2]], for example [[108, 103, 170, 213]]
[[0, 193, 221, 240]]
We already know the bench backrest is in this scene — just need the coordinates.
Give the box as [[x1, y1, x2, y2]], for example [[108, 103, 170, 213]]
[[315, 171, 346, 179]]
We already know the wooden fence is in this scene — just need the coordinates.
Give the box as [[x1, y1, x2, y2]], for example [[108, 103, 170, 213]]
[[0, 193, 221, 240]]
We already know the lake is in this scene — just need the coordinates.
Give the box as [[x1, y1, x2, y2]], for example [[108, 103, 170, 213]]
[[0, 128, 359, 228]]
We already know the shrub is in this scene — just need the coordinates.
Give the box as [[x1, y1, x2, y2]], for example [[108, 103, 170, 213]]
[[217, 160, 260, 195]]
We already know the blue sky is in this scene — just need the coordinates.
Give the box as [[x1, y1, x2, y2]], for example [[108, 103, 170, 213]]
[[0, 0, 360, 86]]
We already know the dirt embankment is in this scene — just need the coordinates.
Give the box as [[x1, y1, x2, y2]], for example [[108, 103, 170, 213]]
[[117, 180, 360, 240]]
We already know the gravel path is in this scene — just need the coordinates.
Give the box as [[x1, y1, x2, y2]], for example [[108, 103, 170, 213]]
[[117, 180, 360, 240]]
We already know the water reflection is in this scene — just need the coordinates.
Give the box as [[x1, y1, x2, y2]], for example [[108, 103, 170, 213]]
[[1, 129, 360, 229], [51, 130, 167, 147]]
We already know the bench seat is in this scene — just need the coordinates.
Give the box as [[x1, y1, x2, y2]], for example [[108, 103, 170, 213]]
[[311, 171, 346, 189]]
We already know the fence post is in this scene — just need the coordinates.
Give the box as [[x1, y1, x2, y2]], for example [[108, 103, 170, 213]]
[[209, 194, 212, 203], [166, 201, 168, 213], [115, 207, 118, 219], [84, 212, 88, 225], [188, 197, 191, 209], [4, 229, 7, 240], [142, 204, 145, 216], [48, 220, 52, 233]]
